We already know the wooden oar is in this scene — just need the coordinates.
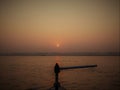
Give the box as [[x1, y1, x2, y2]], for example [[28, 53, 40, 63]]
[[60, 64, 97, 70]]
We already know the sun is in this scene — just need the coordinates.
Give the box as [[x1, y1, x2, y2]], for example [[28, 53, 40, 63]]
[[56, 43, 60, 48]]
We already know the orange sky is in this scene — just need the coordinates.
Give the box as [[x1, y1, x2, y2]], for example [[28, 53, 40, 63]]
[[0, 0, 119, 53]]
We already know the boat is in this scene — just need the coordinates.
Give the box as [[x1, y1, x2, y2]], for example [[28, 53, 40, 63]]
[[27, 63, 97, 90]]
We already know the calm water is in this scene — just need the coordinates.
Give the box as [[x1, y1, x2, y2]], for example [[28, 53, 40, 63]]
[[0, 56, 119, 90]]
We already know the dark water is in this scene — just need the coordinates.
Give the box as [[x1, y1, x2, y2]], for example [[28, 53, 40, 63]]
[[0, 56, 119, 90]]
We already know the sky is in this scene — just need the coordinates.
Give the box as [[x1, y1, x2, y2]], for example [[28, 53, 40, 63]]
[[0, 0, 119, 53]]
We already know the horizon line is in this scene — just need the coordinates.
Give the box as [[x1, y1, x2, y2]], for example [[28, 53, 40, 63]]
[[0, 52, 119, 56]]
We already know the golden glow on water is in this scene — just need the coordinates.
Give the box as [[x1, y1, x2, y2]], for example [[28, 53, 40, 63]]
[[56, 43, 60, 48], [55, 56, 61, 65]]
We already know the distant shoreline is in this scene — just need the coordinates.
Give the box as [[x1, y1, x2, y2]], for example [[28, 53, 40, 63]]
[[0, 52, 119, 56]]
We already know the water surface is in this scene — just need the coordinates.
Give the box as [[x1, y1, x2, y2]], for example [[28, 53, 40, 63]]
[[0, 56, 119, 90]]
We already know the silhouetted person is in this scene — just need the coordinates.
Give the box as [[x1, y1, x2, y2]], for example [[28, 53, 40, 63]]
[[54, 63, 60, 90], [54, 63, 60, 75]]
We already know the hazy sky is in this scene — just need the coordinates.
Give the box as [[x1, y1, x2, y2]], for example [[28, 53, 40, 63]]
[[0, 0, 119, 53]]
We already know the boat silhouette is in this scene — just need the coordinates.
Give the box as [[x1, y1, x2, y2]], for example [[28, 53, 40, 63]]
[[49, 63, 97, 90], [26, 63, 97, 90]]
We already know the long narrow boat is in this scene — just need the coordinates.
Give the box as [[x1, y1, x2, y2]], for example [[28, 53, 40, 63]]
[[49, 87, 66, 90], [48, 63, 97, 90]]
